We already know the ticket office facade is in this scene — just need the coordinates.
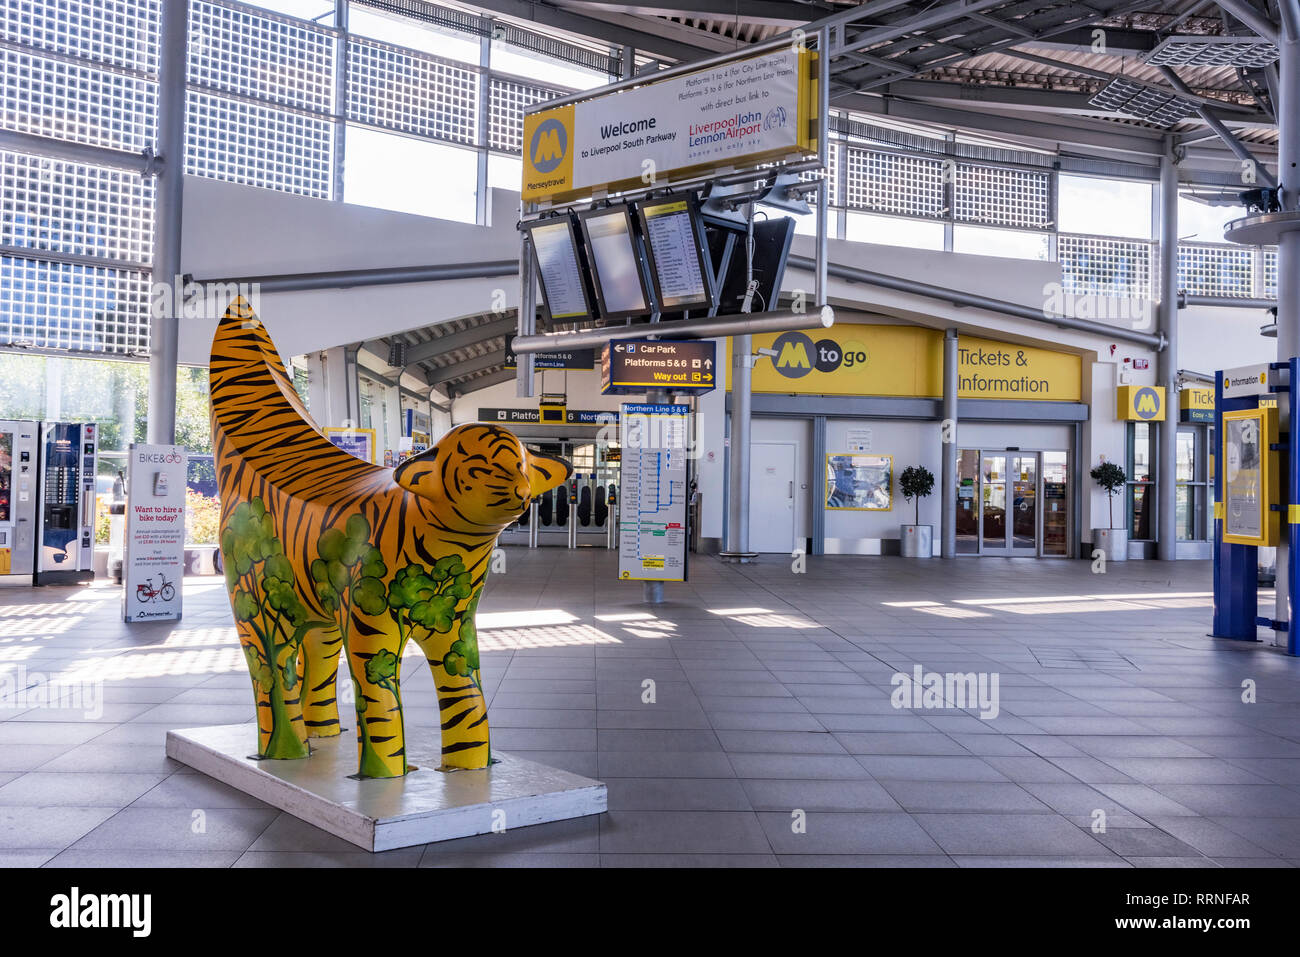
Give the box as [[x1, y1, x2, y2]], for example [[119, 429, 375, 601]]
[[720, 321, 1089, 559]]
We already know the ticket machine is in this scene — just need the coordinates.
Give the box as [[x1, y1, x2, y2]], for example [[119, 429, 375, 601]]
[[35, 421, 97, 585], [0, 420, 39, 577]]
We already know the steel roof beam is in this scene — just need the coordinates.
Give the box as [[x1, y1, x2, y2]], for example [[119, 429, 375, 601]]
[[426, 349, 507, 386], [404, 315, 518, 365]]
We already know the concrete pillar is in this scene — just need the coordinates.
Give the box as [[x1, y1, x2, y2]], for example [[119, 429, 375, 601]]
[[941, 328, 958, 557], [1156, 142, 1180, 561], [1273, 15, 1300, 637], [147, 0, 187, 445], [721, 337, 754, 562]]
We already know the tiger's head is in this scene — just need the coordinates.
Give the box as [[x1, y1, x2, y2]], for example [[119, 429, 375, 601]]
[[393, 423, 570, 529]]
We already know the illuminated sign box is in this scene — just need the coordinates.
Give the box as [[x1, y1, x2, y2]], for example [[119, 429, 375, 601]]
[[522, 43, 819, 204], [1116, 385, 1166, 421]]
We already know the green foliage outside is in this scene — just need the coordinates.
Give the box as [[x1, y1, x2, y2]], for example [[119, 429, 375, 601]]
[[0, 353, 213, 455], [185, 490, 221, 545], [221, 497, 329, 759]]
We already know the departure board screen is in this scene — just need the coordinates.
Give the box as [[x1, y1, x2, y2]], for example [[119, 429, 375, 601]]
[[639, 199, 709, 309], [582, 207, 649, 317], [529, 218, 591, 321]]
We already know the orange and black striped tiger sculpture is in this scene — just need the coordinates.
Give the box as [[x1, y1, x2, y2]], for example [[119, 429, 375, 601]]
[[210, 298, 569, 777]]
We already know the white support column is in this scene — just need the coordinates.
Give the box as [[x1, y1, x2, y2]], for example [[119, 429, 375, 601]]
[[146, 0, 187, 445], [1272, 6, 1300, 639], [1156, 141, 1180, 561]]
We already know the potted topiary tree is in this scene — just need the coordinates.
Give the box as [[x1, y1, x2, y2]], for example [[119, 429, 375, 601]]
[[898, 465, 936, 558], [1090, 460, 1128, 562]]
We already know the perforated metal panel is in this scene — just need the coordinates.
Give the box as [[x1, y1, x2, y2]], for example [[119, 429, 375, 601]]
[[1, 0, 161, 73], [1, 149, 154, 262], [189, 0, 335, 113], [1177, 242, 1255, 297], [0, 47, 158, 152], [954, 163, 1051, 229], [186, 89, 333, 197], [1, 254, 150, 352], [1058, 234, 1153, 298], [845, 147, 944, 218], [349, 36, 478, 145], [1146, 35, 1279, 69], [489, 77, 560, 153]]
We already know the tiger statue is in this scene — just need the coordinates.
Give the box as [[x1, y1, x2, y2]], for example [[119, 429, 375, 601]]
[[210, 298, 569, 778]]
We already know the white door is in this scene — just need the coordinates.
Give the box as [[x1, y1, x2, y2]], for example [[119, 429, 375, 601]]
[[749, 442, 796, 553]]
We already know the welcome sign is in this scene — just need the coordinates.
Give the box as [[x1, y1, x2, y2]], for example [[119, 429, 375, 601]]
[[522, 43, 818, 204]]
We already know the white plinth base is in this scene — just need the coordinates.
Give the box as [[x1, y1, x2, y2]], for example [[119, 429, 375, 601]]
[[165, 724, 607, 852]]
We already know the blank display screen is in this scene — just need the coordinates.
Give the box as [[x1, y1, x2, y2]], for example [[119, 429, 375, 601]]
[[585, 209, 647, 315]]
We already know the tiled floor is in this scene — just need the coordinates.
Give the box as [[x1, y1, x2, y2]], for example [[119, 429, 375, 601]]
[[2, 548, 1298, 867]]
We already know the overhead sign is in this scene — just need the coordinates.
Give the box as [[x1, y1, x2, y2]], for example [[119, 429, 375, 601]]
[[602, 339, 717, 394], [478, 408, 618, 426], [739, 326, 1081, 401], [1222, 364, 1276, 398], [1181, 387, 1214, 423], [123, 443, 186, 623], [522, 43, 819, 204], [1116, 385, 1166, 421], [1221, 405, 1279, 547], [618, 403, 689, 582], [503, 335, 594, 370]]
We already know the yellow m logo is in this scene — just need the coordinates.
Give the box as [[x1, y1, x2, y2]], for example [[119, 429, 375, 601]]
[[1136, 393, 1158, 414], [777, 340, 811, 369], [533, 129, 563, 165]]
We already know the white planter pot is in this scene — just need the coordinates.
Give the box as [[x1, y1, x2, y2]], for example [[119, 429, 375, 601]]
[[1092, 527, 1128, 563], [899, 524, 933, 558]]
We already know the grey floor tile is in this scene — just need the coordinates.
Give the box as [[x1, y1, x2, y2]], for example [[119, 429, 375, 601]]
[[777, 854, 956, 867], [597, 810, 771, 854], [756, 811, 943, 855], [1089, 827, 1206, 858], [856, 755, 1009, 782], [913, 813, 1115, 857], [741, 778, 902, 812], [0, 771, 169, 807], [235, 849, 424, 867], [880, 781, 1050, 813], [0, 806, 119, 849], [605, 777, 752, 811], [46, 849, 244, 867], [600, 853, 778, 867], [70, 807, 278, 851]]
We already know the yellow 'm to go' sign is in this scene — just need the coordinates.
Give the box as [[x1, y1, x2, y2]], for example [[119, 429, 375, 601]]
[[1116, 385, 1166, 421]]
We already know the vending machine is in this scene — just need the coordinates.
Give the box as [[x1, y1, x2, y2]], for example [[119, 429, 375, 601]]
[[35, 421, 98, 585], [0, 420, 39, 577]]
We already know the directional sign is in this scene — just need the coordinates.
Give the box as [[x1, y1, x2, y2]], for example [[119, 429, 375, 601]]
[[601, 338, 717, 395], [478, 407, 618, 426], [618, 403, 689, 582], [1222, 364, 1276, 399], [503, 335, 594, 370]]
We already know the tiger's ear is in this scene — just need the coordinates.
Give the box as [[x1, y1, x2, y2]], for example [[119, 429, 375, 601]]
[[527, 450, 570, 497], [392, 445, 441, 498]]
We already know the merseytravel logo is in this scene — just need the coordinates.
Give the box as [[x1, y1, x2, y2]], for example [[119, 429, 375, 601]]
[[1134, 386, 1161, 419], [530, 117, 567, 173], [771, 331, 868, 380], [522, 106, 575, 200]]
